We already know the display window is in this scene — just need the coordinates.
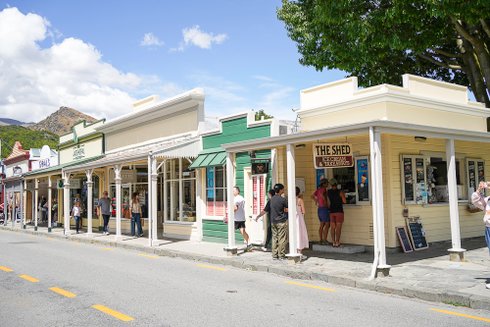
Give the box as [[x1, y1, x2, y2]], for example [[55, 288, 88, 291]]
[[70, 175, 100, 218], [401, 154, 478, 204], [206, 166, 226, 217], [164, 158, 196, 222], [317, 156, 370, 205]]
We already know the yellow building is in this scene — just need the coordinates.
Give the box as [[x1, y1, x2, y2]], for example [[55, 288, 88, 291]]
[[222, 74, 490, 274]]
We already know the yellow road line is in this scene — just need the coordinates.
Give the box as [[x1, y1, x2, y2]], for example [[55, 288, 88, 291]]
[[0, 266, 13, 272], [138, 254, 158, 259], [49, 287, 76, 298], [430, 308, 490, 323], [19, 274, 39, 283], [286, 281, 336, 292], [91, 304, 134, 322], [196, 264, 227, 271], [100, 248, 114, 251]]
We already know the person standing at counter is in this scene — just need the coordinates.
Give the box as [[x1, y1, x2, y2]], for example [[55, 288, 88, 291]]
[[327, 178, 346, 247], [311, 179, 330, 245]]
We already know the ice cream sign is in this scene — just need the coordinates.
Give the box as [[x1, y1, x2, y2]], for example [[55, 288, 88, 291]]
[[313, 143, 353, 168]]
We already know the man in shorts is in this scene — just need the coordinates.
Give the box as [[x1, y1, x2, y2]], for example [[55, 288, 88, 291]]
[[98, 191, 111, 235], [233, 186, 250, 248], [311, 179, 330, 244]]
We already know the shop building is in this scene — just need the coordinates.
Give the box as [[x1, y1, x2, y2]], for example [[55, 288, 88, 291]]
[[221, 74, 490, 273], [2, 141, 29, 225], [23, 119, 105, 232], [64, 90, 208, 243]]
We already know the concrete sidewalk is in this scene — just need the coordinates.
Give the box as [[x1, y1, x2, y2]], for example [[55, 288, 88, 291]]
[[1, 224, 489, 310]]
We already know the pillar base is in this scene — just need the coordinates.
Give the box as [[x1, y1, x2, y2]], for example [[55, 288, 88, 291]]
[[223, 247, 238, 256], [286, 254, 301, 264], [114, 235, 123, 242], [448, 248, 466, 262], [376, 265, 391, 278]]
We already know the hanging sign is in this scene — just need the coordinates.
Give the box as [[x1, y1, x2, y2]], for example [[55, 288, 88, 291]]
[[313, 143, 353, 168]]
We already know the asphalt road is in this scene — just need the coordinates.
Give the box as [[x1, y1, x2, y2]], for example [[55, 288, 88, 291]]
[[0, 229, 489, 327]]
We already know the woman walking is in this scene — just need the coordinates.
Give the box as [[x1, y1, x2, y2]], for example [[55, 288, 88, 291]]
[[296, 187, 309, 260], [72, 201, 81, 234], [131, 192, 143, 237]]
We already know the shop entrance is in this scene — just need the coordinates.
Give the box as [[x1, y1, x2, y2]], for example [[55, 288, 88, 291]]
[[244, 169, 267, 244]]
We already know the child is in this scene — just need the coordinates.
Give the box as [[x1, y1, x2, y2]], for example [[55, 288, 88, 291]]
[[72, 201, 81, 234]]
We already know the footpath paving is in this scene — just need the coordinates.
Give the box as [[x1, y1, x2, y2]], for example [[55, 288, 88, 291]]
[[1, 224, 489, 310]]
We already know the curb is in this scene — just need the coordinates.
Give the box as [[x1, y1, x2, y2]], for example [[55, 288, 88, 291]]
[[2, 226, 489, 310]]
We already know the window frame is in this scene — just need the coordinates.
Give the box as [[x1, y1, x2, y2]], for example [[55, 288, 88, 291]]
[[205, 165, 227, 218]]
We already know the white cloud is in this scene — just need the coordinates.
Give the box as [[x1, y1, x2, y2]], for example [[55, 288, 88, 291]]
[[0, 7, 143, 122], [172, 25, 227, 51], [140, 32, 164, 47]]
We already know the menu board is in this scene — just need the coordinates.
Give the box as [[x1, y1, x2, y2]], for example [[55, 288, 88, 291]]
[[415, 158, 427, 204], [406, 217, 428, 250], [403, 158, 414, 202], [478, 161, 485, 183], [396, 226, 413, 253], [468, 160, 476, 193]]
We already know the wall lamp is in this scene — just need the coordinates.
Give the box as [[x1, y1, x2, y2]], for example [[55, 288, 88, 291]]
[[295, 144, 306, 149], [414, 136, 427, 143]]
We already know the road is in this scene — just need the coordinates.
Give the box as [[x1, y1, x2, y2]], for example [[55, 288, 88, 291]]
[[0, 229, 489, 327]]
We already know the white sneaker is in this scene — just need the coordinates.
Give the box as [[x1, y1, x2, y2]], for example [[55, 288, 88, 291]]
[[486, 283, 490, 289], [261, 247, 268, 252]]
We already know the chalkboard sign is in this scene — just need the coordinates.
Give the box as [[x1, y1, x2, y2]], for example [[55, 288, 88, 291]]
[[403, 158, 414, 202], [396, 226, 413, 253], [406, 217, 429, 250]]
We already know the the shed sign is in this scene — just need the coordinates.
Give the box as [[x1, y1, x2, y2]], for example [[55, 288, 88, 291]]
[[313, 143, 353, 168]]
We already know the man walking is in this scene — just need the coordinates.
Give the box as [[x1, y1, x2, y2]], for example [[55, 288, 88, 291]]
[[98, 191, 111, 235], [233, 186, 250, 248], [270, 183, 288, 260]]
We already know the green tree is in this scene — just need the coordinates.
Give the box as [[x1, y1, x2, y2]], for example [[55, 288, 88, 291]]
[[277, 0, 490, 107], [0, 126, 58, 159], [255, 109, 274, 121]]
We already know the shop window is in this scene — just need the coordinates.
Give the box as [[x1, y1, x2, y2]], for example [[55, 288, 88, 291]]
[[331, 166, 356, 204], [467, 158, 485, 195], [401, 155, 427, 204], [402, 154, 469, 204], [318, 157, 370, 205], [164, 158, 196, 222], [206, 166, 226, 217], [355, 157, 370, 203], [252, 174, 266, 216]]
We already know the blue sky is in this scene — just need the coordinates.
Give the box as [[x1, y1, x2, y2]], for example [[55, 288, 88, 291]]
[[0, 1, 346, 123]]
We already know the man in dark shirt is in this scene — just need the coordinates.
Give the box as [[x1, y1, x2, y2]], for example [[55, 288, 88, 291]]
[[270, 183, 288, 260]]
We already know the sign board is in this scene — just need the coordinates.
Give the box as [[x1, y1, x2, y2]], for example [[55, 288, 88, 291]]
[[395, 226, 413, 253], [251, 159, 269, 175], [406, 217, 429, 250], [57, 178, 81, 189], [313, 143, 353, 168]]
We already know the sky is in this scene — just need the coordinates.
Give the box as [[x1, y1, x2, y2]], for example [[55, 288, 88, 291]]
[[0, 0, 346, 124]]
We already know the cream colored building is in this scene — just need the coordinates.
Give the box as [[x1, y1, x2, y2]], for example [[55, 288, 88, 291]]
[[64, 90, 208, 243], [222, 74, 490, 275]]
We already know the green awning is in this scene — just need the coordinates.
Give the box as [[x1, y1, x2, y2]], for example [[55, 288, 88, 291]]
[[189, 151, 226, 169]]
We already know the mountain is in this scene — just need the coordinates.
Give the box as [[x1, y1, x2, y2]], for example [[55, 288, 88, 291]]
[[29, 107, 97, 136], [0, 118, 29, 126], [0, 126, 58, 159]]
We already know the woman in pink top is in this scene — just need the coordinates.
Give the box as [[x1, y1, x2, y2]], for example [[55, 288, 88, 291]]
[[311, 179, 330, 245]]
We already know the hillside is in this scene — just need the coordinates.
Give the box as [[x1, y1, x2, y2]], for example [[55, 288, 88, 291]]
[[0, 126, 58, 159], [29, 106, 97, 136]]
